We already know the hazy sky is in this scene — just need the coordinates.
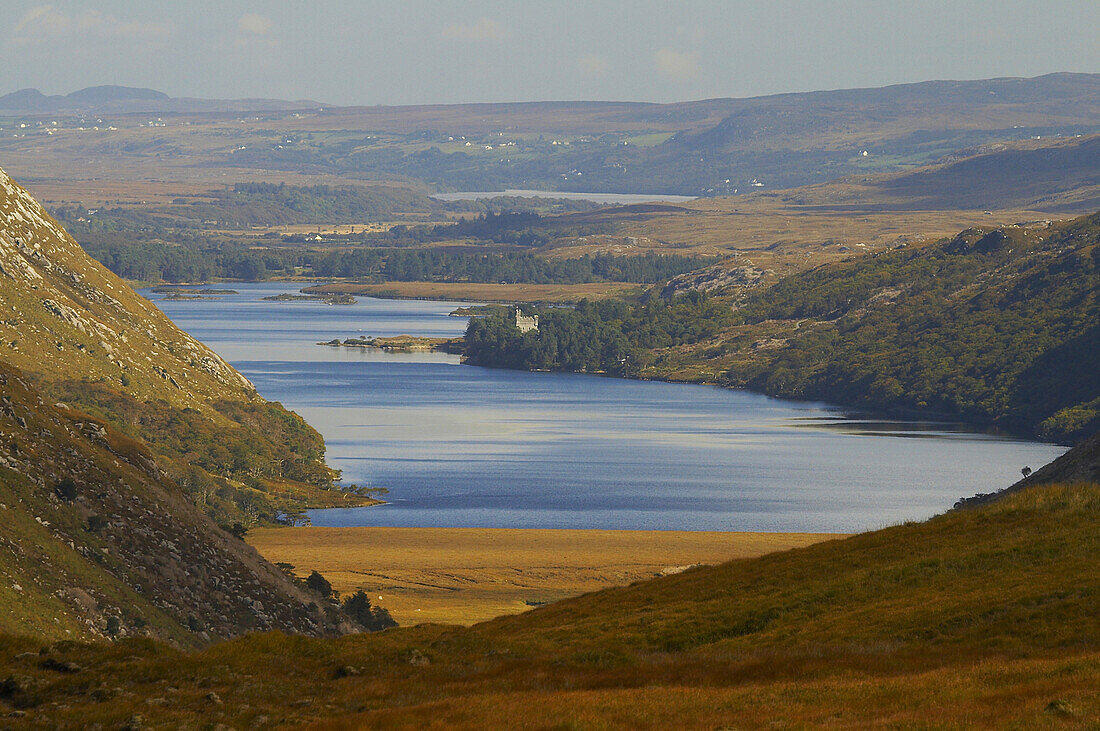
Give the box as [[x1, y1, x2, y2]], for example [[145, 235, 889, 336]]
[[3, 1, 1099, 105]]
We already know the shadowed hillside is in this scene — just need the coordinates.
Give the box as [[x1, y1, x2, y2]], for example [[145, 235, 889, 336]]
[[467, 210, 1100, 443], [0, 363, 343, 643], [764, 133, 1100, 213]]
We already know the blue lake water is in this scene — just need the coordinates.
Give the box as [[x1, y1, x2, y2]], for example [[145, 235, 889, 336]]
[[147, 282, 1067, 533]]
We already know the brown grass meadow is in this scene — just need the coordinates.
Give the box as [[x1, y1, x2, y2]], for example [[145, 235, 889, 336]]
[[247, 527, 838, 625], [6, 483, 1100, 727]]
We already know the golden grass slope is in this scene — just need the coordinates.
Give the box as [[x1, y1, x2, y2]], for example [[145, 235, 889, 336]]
[[5, 481, 1100, 726], [247, 527, 838, 625], [0, 166, 254, 409]]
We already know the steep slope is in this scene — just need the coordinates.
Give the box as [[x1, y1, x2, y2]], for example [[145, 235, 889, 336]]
[[0, 166, 365, 524], [0, 364, 340, 643], [0, 166, 253, 399], [0, 168, 360, 642]]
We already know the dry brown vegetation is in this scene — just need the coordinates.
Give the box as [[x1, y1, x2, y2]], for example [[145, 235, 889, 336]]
[[305, 280, 640, 303], [248, 527, 837, 625], [4, 483, 1100, 727]]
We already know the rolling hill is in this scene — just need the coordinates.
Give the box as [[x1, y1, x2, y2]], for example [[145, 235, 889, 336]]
[[0, 85, 320, 114], [0, 436, 1096, 725], [764, 133, 1100, 212], [466, 210, 1100, 444], [2, 73, 1098, 198]]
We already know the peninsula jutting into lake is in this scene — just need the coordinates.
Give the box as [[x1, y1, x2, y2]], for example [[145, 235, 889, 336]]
[[150, 283, 1066, 533]]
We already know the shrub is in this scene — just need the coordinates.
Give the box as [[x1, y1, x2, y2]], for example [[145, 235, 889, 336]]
[[54, 477, 78, 501], [343, 590, 398, 631], [306, 571, 333, 599], [226, 522, 248, 540], [105, 616, 121, 636]]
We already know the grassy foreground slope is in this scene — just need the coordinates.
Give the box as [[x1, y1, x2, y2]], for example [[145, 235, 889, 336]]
[[4, 469, 1100, 726]]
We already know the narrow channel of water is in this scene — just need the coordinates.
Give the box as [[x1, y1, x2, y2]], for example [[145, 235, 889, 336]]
[[147, 282, 1067, 532]]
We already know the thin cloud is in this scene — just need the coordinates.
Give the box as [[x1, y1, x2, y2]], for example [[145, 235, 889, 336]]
[[238, 13, 273, 36], [654, 47, 700, 82], [11, 5, 171, 47], [441, 17, 507, 42], [578, 53, 610, 77]]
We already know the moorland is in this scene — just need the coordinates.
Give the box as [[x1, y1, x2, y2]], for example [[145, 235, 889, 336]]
[[0, 73, 1098, 727]]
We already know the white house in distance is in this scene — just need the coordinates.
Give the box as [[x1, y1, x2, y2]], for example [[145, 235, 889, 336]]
[[514, 308, 539, 333]]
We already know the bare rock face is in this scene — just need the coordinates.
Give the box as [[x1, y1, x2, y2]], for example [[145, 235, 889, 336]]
[[0, 166, 254, 401], [662, 263, 768, 297], [0, 167, 344, 643]]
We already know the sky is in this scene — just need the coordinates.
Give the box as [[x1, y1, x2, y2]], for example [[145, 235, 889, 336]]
[[2, 1, 1099, 105]]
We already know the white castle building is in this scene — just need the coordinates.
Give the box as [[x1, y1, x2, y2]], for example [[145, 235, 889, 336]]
[[514, 308, 539, 333]]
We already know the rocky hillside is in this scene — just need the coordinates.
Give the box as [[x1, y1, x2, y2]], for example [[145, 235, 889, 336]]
[[0, 363, 344, 643], [0, 167, 357, 642], [0, 166, 366, 525], [0, 167, 253, 400]]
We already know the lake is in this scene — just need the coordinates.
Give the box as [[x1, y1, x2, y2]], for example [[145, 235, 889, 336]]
[[147, 282, 1067, 533], [431, 189, 697, 204]]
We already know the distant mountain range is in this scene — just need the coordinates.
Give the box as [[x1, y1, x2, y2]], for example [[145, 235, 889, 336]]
[[1, 73, 1098, 196], [0, 84, 322, 114]]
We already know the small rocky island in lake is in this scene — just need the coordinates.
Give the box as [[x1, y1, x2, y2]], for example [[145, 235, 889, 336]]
[[153, 286, 238, 300], [450, 304, 508, 317], [161, 293, 224, 301], [264, 292, 357, 305], [320, 335, 463, 353]]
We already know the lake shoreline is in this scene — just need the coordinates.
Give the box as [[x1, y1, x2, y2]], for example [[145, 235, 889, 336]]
[[301, 280, 638, 304], [148, 282, 1067, 534], [275, 281, 1062, 445]]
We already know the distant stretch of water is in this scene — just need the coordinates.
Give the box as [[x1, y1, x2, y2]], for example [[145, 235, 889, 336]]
[[147, 282, 1067, 533], [431, 189, 696, 204]]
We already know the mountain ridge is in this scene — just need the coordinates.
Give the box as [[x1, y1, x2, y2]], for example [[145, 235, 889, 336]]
[[0, 85, 321, 115]]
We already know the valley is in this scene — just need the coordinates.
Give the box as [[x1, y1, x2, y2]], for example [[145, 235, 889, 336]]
[[148, 283, 1065, 535], [0, 64, 1097, 727], [246, 526, 838, 626]]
